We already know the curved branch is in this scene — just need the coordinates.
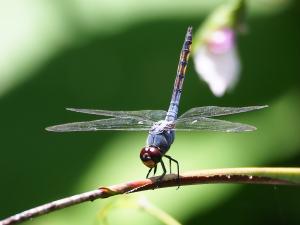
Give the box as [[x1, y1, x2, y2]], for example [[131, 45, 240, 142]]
[[1, 167, 299, 225]]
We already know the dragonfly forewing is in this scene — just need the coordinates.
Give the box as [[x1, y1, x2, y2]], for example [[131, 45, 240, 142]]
[[179, 105, 268, 119], [175, 117, 256, 132], [46, 117, 153, 132], [67, 108, 167, 121]]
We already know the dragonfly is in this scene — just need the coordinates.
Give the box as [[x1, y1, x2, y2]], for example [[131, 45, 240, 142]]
[[46, 26, 267, 185]]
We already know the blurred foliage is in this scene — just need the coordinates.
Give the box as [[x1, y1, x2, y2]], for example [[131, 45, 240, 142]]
[[0, 0, 299, 225]]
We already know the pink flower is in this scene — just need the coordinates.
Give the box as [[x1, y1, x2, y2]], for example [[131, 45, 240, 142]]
[[194, 28, 240, 97]]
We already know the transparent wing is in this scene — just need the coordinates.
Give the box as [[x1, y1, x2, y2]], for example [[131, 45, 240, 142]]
[[175, 117, 256, 132], [67, 108, 166, 121], [179, 105, 268, 119], [46, 117, 153, 132]]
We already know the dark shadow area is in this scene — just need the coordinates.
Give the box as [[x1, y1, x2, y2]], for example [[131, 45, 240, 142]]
[[187, 184, 300, 225]]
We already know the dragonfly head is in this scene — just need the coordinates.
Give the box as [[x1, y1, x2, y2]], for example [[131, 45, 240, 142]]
[[140, 146, 162, 168]]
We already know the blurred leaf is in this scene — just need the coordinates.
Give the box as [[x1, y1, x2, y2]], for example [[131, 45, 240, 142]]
[[0, 0, 292, 96], [97, 195, 181, 225]]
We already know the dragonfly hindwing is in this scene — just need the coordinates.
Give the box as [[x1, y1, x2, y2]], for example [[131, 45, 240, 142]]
[[46, 117, 153, 132], [175, 116, 256, 132]]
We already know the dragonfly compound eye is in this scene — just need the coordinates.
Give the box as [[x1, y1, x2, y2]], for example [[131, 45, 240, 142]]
[[140, 146, 162, 168]]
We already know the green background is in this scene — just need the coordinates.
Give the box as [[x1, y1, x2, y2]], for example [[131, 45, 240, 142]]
[[0, 0, 299, 224]]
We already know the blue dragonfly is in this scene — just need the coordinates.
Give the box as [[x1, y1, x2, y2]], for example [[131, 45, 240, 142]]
[[46, 27, 267, 183]]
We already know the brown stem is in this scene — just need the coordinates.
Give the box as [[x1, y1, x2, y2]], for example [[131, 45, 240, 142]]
[[1, 167, 299, 225]]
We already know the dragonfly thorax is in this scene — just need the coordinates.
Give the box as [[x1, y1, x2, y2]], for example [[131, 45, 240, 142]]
[[150, 120, 174, 134]]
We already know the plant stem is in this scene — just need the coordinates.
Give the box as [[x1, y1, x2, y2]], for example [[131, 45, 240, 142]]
[[1, 167, 299, 225]]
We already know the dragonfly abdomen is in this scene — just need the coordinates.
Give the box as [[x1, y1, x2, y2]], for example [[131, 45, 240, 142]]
[[166, 26, 192, 122]]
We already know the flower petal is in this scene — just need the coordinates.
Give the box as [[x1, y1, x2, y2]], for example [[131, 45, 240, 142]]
[[194, 43, 240, 97]]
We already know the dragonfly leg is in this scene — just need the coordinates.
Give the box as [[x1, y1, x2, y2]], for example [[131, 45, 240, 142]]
[[164, 155, 180, 189], [155, 160, 167, 188], [146, 167, 153, 179], [153, 165, 157, 176], [160, 159, 167, 179], [166, 156, 172, 173]]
